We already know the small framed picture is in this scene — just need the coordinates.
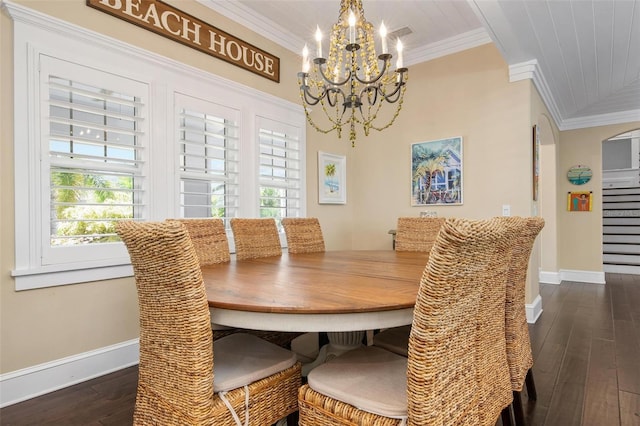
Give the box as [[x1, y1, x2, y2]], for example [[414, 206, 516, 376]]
[[318, 151, 346, 204], [567, 191, 592, 211]]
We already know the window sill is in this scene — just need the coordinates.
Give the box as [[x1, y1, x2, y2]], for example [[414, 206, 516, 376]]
[[12, 263, 133, 291]]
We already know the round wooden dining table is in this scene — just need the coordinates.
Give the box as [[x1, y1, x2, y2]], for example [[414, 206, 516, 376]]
[[201, 250, 429, 333], [202, 250, 429, 374]]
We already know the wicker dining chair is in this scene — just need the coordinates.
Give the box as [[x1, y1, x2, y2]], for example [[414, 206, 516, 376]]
[[499, 216, 545, 426], [166, 218, 230, 265], [281, 217, 326, 254], [394, 216, 446, 252], [116, 221, 301, 425], [230, 218, 282, 260], [372, 216, 446, 355], [298, 217, 515, 426]]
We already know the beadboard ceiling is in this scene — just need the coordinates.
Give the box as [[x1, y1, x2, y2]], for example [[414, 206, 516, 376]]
[[199, 0, 640, 131]]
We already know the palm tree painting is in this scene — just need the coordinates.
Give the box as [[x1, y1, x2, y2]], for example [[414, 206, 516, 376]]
[[318, 152, 346, 204], [411, 137, 463, 205]]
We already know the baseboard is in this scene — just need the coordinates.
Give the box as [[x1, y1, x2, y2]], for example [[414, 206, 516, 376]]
[[539, 269, 606, 284], [559, 269, 606, 284], [0, 339, 139, 408], [603, 264, 640, 275], [526, 295, 543, 324], [539, 270, 561, 284]]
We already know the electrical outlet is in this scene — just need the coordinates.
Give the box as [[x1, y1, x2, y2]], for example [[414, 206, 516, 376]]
[[502, 205, 511, 216]]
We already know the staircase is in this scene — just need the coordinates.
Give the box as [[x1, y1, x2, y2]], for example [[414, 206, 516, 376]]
[[602, 187, 640, 274]]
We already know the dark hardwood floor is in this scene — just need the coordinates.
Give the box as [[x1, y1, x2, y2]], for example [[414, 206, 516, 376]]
[[2, 274, 639, 425]]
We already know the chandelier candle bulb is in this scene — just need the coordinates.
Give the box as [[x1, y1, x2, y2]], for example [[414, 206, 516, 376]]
[[302, 44, 309, 72], [380, 22, 388, 54], [396, 39, 403, 69], [349, 11, 356, 44], [315, 26, 323, 58]]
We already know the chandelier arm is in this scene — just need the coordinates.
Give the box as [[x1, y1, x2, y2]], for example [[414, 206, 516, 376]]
[[379, 69, 408, 102], [301, 85, 326, 105], [317, 62, 353, 87], [326, 87, 345, 107], [381, 80, 406, 103], [353, 54, 391, 85], [358, 85, 379, 106]]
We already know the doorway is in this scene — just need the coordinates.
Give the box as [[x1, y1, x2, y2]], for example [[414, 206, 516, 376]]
[[602, 129, 640, 274]]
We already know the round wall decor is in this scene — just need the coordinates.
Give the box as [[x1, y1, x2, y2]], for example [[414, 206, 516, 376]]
[[567, 165, 592, 185]]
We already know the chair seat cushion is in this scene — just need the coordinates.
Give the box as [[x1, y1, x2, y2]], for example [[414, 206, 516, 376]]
[[307, 346, 408, 418], [213, 333, 297, 392], [372, 325, 410, 357]]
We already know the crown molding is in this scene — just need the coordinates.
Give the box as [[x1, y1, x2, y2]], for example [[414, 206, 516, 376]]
[[406, 28, 492, 66], [196, 0, 304, 53], [560, 109, 640, 131]]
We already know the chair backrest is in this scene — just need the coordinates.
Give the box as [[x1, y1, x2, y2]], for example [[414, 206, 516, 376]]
[[395, 217, 446, 252], [116, 221, 215, 423], [167, 218, 230, 265], [500, 216, 545, 391], [230, 218, 282, 260], [281, 217, 325, 254], [407, 217, 513, 425]]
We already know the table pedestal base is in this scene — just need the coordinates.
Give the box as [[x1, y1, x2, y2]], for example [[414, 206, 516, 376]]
[[300, 331, 364, 376]]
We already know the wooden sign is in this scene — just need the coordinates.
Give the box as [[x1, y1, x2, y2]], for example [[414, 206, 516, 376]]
[[87, 0, 280, 82]]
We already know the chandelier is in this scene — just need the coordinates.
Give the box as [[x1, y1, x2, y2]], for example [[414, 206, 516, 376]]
[[297, 0, 408, 147]]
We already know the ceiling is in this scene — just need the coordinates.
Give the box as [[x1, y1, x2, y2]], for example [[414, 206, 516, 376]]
[[200, 0, 640, 131]]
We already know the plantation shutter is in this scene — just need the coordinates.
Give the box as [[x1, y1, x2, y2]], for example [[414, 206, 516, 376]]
[[45, 63, 146, 257], [258, 118, 302, 225], [176, 94, 240, 222]]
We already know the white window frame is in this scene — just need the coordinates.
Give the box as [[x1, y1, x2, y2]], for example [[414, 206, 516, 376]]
[[8, 3, 305, 290], [174, 93, 241, 223], [40, 55, 149, 267]]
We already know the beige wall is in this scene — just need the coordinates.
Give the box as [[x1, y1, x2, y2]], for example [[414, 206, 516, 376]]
[[558, 123, 640, 272]]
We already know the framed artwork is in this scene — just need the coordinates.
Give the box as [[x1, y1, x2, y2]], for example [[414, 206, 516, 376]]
[[411, 136, 463, 205], [567, 191, 592, 211], [318, 151, 346, 204], [567, 164, 592, 185], [533, 125, 540, 201]]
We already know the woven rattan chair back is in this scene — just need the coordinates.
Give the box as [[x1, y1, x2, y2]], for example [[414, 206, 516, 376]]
[[500, 216, 545, 391], [167, 218, 230, 265], [395, 217, 446, 252], [230, 218, 282, 260], [281, 217, 325, 254], [298, 218, 515, 425], [406, 217, 514, 425], [118, 221, 301, 425], [116, 221, 216, 424]]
